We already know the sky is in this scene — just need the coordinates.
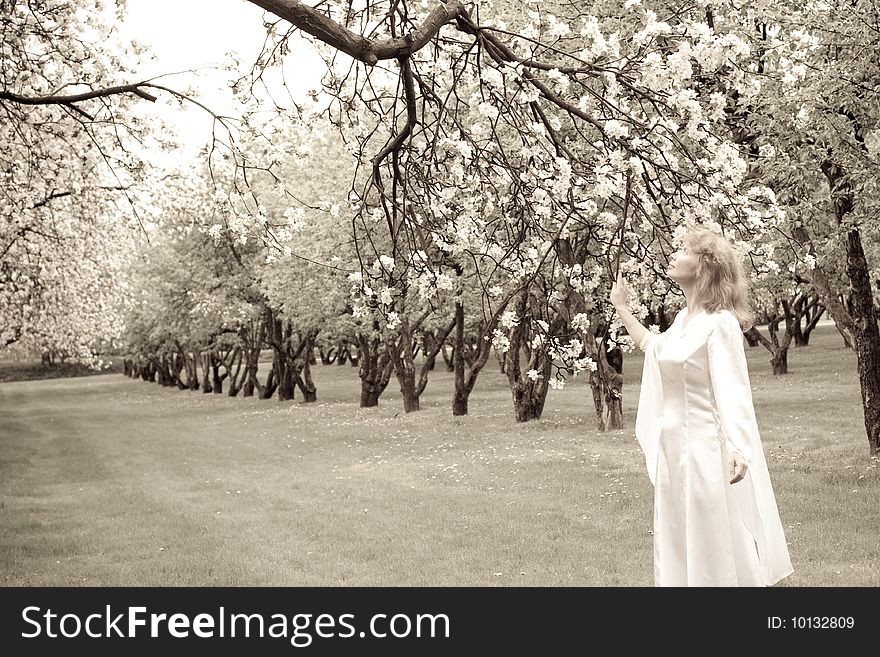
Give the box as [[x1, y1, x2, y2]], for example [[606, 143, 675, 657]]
[[120, 0, 326, 152]]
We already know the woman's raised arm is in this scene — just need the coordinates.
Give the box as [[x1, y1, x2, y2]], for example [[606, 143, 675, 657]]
[[610, 272, 650, 350]]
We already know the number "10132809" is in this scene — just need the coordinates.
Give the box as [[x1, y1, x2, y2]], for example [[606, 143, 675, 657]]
[[768, 616, 855, 629]]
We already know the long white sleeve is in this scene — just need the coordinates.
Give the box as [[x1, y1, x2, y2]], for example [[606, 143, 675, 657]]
[[707, 310, 759, 466], [634, 322, 673, 486], [638, 328, 657, 353], [711, 312, 795, 584]]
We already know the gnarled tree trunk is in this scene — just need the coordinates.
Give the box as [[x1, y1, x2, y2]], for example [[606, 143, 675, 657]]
[[357, 324, 393, 407], [504, 288, 552, 422]]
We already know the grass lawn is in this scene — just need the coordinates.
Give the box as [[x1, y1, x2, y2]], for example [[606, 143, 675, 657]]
[[0, 323, 877, 586]]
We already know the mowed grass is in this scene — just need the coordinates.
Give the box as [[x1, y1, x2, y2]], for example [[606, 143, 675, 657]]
[[1, 324, 877, 586]]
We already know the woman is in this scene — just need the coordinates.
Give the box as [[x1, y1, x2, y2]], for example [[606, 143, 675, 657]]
[[611, 228, 793, 587]]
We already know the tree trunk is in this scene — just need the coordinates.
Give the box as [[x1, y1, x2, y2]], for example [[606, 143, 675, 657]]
[[155, 358, 166, 386], [141, 359, 156, 383], [452, 301, 468, 416], [361, 387, 380, 407], [601, 350, 625, 431], [211, 354, 224, 395], [388, 312, 456, 414], [451, 389, 468, 416], [388, 326, 421, 413], [157, 356, 176, 387], [277, 363, 295, 401], [503, 288, 552, 422], [510, 380, 549, 422], [263, 313, 291, 400], [357, 326, 393, 407], [242, 372, 256, 397], [272, 321, 294, 401], [287, 330, 319, 403], [745, 324, 791, 376], [293, 331, 318, 402], [796, 298, 825, 347], [275, 322, 318, 403], [262, 366, 278, 399], [297, 373, 317, 402], [172, 352, 187, 390], [226, 347, 243, 397], [182, 350, 199, 390], [400, 368, 420, 412], [844, 227, 880, 453], [770, 347, 788, 375], [493, 343, 506, 373], [200, 352, 212, 393], [450, 300, 496, 417], [767, 301, 797, 370], [242, 316, 266, 398]]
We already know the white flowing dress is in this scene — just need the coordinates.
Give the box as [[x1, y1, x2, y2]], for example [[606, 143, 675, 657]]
[[635, 307, 793, 587]]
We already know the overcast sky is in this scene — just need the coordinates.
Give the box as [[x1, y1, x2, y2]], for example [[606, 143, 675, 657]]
[[120, 0, 325, 152]]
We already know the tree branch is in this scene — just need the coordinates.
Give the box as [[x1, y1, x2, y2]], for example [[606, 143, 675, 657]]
[[29, 185, 130, 210], [245, 0, 464, 65], [372, 55, 418, 250], [0, 84, 158, 106]]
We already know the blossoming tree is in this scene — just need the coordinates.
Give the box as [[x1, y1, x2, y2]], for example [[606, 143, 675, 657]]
[[239, 0, 784, 424]]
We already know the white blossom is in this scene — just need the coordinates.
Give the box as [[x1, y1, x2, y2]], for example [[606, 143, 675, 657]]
[[500, 310, 520, 329], [491, 328, 511, 353]]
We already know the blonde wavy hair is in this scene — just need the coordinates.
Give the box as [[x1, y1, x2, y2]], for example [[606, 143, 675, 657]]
[[681, 228, 755, 332]]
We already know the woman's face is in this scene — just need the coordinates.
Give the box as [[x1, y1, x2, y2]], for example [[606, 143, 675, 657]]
[[668, 244, 700, 283]]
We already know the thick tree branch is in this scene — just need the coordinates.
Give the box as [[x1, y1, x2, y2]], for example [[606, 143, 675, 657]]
[[245, 0, 464, 65], [0, 84, 157, 106]]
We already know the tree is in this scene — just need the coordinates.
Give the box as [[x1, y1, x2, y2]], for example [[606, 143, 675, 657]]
[[251, 1, 783, 424], [1, 0, 169, 362], [121, 158, 268, 393], [719, 0, 880, 452]]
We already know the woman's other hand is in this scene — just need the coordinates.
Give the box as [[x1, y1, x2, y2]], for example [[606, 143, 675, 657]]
[[610, 271, 629, 309], [729, 452, 748, 484]]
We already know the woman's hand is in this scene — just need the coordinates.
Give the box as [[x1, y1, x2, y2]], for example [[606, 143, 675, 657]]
[[729, 452, 748, 484], [610, 271, 629, 309]]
